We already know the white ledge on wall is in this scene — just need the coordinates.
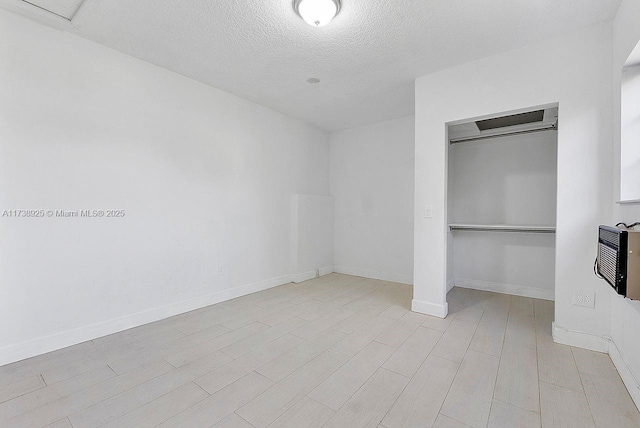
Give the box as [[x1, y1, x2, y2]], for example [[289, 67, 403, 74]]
[[448, 223, 556, 233], [616, 199, 640, 205]]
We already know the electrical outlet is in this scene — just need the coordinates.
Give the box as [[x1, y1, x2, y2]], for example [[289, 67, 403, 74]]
[[348, 219, 354, 229], [573, 290, 595, 308], [409, 221, 414, 230], [218, 263, 225, 276]]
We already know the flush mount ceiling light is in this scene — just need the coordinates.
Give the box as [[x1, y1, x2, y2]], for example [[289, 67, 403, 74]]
[[294, 0, 341, 27]]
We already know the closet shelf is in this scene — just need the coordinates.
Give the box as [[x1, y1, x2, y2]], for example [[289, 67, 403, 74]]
[[448, 224, 556, 233]]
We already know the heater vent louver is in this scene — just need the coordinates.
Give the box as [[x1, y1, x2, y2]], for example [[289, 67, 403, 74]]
[[598, 243, 620, 289], [595, 225, 640, 299]]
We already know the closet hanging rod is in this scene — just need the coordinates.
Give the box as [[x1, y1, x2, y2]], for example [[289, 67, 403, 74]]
[[448, 223, 556, 233], [449, 123, 557, 144]]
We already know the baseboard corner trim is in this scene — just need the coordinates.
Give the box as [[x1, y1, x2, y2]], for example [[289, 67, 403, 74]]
[[293, 270, 317, 283], [318, 265, 334, 277], [412, 299, 448, 318], [0, 273, 293, 367], [455, 278, 555, 301], [333, 265, 413, 285], [551, 322, 609, 353], [608, 338, 640, 410]]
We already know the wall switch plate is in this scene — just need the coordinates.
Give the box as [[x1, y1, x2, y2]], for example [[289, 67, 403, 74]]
[[424, 206, 433, 218], [573, 290, 595, 308]]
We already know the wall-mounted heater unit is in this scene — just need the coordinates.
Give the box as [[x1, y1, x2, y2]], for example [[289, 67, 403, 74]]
[[597, 225, 640, 300]]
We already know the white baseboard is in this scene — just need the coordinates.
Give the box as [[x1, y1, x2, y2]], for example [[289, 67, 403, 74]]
[[552, 323, 640, 410], [318, 265, 334, 276], [293, 266, 334, 284], [333, 265, 412, 285], [0, 274, 293, 367], [455, 278, 554, 301], [412, 299, 448, 318], [293, 270, 317, 283], [447, 277, 455, 293], [552, 322, 609, 352], [609, 339, 640, 410]]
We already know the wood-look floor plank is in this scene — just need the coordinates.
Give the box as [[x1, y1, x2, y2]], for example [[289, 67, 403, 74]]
[[0, 366, 115, 421], [4, 360, 174, 428], [3, 279, 640, 428], [440, 350, 500, 428], [375, 311, 426, 348], [101, 382, 208, 428], [494, 342, 540, 413], [213, 413, 255, 428], [421, 313, 454, 332], [0, 374, 46, 404], [571, 347, 620, 379], [322, 368, 409, 428], [431, 319, 477, 363], [332, 315, 395, 357], [69, 351, 231, 428], [108, 324, 230, 374], [194, 334, 305, 394], [158, 372, 274, 428], [290, 307, 356, 339], [537, 341, 582, 391], [382, 326, 442, 378], [488, 399, 540, 428], [510, 296, 535, 317], [539, 381, 595, 428], [220, 316, 309, 358], [382, 354, 459, 428], [580, 372, 640, 428], [484, 294, 511, 321], [308, 340, 395, 410], [469, 316, 506, 357], [433, 414, 473, 427], [163, 322, 268, 368], [255, 329, 346, 382], [504, 313, 536, 350], [237, 350, 348, 428], [267, 396, 335, 428], [44, 418, 73, 428]]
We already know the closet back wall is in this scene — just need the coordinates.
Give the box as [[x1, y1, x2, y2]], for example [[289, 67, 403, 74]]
[[0, 10, 329, 366], [449, 131, 557, 299]]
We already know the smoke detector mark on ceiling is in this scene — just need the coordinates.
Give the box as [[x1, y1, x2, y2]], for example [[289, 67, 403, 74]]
[[21, 0, 86, 20], [307, 78, 321, 84]]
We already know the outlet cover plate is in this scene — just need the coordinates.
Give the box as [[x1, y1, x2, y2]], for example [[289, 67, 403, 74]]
[[573, 290, 595, 308]]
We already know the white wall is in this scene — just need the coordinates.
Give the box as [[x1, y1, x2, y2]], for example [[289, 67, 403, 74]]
[[610, 0, 640, 407], [0, 10, 329, 365], [330, 116, 415, 284], [449, 131, 557, 300], [413, 23, 614, 330], [291, 194, 334, 283], [621, 64, 640, 201]]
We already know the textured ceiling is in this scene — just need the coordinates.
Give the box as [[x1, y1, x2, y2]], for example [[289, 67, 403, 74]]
[[6, 0, 623, 130]]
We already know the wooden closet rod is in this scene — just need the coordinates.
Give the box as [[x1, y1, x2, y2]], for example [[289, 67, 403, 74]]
[[449, 124, 557, 144]]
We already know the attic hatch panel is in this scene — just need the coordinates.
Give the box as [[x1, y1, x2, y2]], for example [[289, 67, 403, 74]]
[[475, 110, 545, 131], [21, 0, 85, 20]]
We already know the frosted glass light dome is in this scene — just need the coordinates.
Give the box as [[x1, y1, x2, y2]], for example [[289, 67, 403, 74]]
[[294, 0, 341, 27]]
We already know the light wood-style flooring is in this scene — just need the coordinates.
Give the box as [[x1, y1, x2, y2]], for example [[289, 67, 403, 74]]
[[1, 274, 639, 427]]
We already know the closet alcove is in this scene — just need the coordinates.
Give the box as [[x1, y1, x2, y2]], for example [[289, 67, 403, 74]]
[[446, 105, 558, 301]]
